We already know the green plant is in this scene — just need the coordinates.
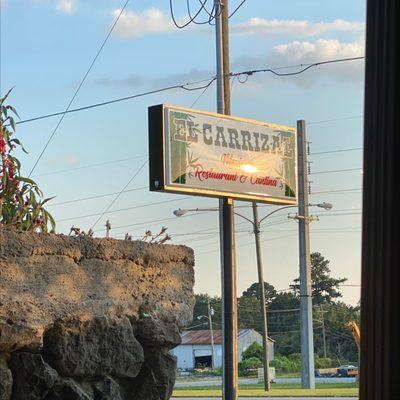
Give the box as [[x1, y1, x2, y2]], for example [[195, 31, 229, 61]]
[[315, 356, 335, 369], [270, 355, 301, 373], [238, 357, 262, 377], [242, 342, 263, 361], [0, 89, 55, 232]]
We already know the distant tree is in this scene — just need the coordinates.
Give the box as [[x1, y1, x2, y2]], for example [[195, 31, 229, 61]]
[[238, 295, 263, 332], [242, 282, 278, 305], [269, 291, 299, 311], [191, 294, 221, 330], [268, 292, 300, 356], [290, 252, 347, 304]]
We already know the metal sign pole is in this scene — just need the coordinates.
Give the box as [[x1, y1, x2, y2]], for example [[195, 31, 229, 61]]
[[297, 120, 316, 389]]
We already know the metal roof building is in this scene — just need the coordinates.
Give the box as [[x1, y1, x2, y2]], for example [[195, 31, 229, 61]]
[[172, 329, 274, 370]]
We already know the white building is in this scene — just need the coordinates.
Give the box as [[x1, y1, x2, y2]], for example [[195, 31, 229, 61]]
[[172, 329, 274, 370]]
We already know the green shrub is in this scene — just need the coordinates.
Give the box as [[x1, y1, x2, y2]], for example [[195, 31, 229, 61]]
[[242, 342, 263, 361], [315, 356, 335, 369], [238, 357, 262, 377], [270, 355, 301, 373]]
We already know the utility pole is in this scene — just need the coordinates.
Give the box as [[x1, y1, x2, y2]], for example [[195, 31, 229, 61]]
[[215, 1, 238, 399], [297, 120, 316, 389], [208, 299, 216, 371], [320, 304, 327, 359], [252, 203, 270, 391]]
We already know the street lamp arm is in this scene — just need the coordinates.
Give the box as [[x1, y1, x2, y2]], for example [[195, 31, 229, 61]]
[[259, 204, 298, 224], [233, 211, 255, 226], [258, 202, 332, 224]]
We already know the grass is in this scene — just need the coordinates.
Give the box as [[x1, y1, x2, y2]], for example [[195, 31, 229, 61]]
[[173, 382, 358, 397]]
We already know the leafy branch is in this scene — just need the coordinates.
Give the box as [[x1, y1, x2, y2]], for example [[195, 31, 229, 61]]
[[1, 89, 56, 232]]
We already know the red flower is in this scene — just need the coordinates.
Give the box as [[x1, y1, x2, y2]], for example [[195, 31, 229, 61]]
[[0, 137, 6, 153]]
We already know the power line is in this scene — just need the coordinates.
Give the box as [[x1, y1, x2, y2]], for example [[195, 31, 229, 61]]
[[310, 168, 362, 175], [311, 188, 362, 195], [57, 190, 191, 224], [310, 147, 362, 156], [32, 155, 146, 178], [27, 0, 131, 177], [307, 115, 363, 126], [231, 56, 365, 78], [186, 0, 221, 26], [14, 77, 216, 127], [89, 159, 148, 230], [170, 0, 210, 28], [229, 0, 247, 18], [48, 186, 147, 207], [190, 76, 215, 107], [13, 57, 365, 128]]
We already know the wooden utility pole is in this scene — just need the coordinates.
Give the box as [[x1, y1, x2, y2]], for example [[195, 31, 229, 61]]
[[215, 1, 238, 399]]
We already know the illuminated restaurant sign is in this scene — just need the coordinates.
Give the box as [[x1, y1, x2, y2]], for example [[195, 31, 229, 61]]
[[148, 104, 297, 204]]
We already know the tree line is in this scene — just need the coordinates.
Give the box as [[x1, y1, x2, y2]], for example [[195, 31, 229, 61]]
[[191, 252, 360, 365]]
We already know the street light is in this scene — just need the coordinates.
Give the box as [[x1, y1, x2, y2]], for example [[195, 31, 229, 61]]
[[173, 202, 332, 219], [197, 299, 216, 371], [174, 201, 333, 390]]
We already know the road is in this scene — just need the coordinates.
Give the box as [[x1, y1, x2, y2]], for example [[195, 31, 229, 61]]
[[175, 377, 356, 387], [173, 397, 357, 400]]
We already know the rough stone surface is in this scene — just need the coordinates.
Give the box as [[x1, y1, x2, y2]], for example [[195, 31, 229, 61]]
[[45, 379, 92, 400], [0, 229, 195, 353], [135, 316, 182, 349], [92, 376, 122, 400], [43, 316, 144, 378], [9, 352, 58, 400], [0, 367, 12, 400], [0, 230, 195, 400], [134, 348, 177, 400]]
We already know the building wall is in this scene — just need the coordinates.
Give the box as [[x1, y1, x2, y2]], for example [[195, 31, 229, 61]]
[[238, 331, 274, 362], [173, 330, 274, 370], [172, 344, 223, 369], [172, 344, 194, 370]]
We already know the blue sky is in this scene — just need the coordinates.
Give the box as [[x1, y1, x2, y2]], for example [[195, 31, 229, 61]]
[[1, 0, 365, 304]]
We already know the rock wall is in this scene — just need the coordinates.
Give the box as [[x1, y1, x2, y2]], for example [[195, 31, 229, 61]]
[[0, 229, 195, 400]]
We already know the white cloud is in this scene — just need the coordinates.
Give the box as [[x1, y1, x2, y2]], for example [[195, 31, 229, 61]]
[[231, 18, 364, 37], [56, 0, 77, 15], [233, 38, 365, 86], [273, 38, 365, 62], [112, 7, 174, 38]]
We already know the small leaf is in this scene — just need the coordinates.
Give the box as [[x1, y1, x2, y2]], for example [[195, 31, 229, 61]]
[[0, 87, 14, 104], [9, 117, 16, 132], [40, 196, 56, 206], [15, 176, 37, 185], [6, 105, 20, 118]]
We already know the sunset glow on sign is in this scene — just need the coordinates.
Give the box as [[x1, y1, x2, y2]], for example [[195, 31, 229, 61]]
[[149, 104, 298, 204]]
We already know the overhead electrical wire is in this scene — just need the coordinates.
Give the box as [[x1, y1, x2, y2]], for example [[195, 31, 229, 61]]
[[32, 155, 146, 178], [47, 186, 148, 207], [169, 0, 211, 28], [89, 159, 148, 229], [12, 57, 364, 128], [14, 77, 216, 127], [229, 0, 247, 18], [27, 0, 131, 177], [310, 147, 362, 156], [310, 168, 362, 175], [186, 0, 221, 26], [307, 115, 363, 126], [231, 56, 365, 78]]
